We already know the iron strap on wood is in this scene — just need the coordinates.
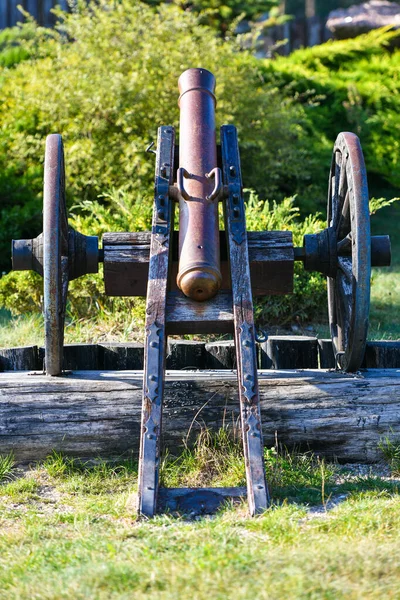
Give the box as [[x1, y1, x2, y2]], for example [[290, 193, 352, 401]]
[[137, 126, 175, 517], [221, 124, 270, 515]]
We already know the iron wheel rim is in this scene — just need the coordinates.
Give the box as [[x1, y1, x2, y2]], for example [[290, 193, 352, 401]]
[[43, 134, 68, 375], [327, 132, 371, 372]]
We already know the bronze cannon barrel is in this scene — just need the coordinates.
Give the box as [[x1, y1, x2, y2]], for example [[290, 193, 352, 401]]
[[176, 68, 222, 301]]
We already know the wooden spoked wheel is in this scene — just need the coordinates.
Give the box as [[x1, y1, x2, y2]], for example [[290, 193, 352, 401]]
[[43, 134, 69, 376], [327, 132, 371, 372]]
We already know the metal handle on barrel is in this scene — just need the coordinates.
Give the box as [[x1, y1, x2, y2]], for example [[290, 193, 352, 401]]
[[176, 68, 222, 302]]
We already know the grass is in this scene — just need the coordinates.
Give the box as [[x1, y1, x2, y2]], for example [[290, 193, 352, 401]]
[[378, 435, 400, 476], [1, 434, 400, 600], [368, 202, 400, 339], [0, 452, 15, 483]]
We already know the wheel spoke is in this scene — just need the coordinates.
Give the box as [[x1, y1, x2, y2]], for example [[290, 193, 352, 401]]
[[330, 151, 342, 228], [338, 256, 353, 280], [335, 270, 352, 350], [337, 232, 352, 256], [336, 189, 350, 239]]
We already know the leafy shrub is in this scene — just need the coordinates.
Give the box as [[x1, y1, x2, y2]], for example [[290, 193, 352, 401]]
[[245, 191, 327, 325], [0, 0, 317, 273], [262, 27, 400, 211], [1, 3, 399, 330]]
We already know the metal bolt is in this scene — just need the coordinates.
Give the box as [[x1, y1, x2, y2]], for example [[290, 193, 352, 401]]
[[150, 341, 158, 348], [147, 434, 154, 440], [229, 165, 236, 176], [250, 432, 257, 438], [149, 375, 157, 382], [243, 340, 251, 347], [256, 485, 264, 490], [232, 194, 239, 204]]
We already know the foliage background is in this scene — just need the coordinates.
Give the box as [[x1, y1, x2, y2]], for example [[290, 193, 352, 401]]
[[0, 0, 398, 334]]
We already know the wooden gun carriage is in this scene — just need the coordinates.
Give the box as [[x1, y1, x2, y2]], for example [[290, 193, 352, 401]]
[[11, 68, 391, 516]]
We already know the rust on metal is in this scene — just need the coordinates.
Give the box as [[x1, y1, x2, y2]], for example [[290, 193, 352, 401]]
[[176, 68, 222, 302]]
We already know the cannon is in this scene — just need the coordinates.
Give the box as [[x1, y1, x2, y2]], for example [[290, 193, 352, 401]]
[[11, 68, 391, 516]]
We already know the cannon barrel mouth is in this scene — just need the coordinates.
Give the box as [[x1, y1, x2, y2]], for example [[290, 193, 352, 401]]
[[178, 68, 216, 106], [177, 264, 221, 302]]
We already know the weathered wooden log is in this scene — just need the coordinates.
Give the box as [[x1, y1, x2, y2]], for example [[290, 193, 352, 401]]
[[1, 369, 399, 464]]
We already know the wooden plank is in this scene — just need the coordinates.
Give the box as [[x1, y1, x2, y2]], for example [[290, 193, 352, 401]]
[[62, 344, 99, 371], [166, 340, 205, 370], [204, 340, 236, 369], [260, 336, 318, 369], [9, 0, 22, 26], [0, 1, 8, 28], [363, 341, 400, 369], [222, 124, 269, 515], [0, 346, 39, 371], [99, 343, 144, 370], [1, 369, 400, 464], [103, 230, 293, 297], [137, 126, 175, 517], [26, 0, 40, 19], [166, 290, 234, 335], [318, 338, 336, 369], [43, 0, 54, 26]]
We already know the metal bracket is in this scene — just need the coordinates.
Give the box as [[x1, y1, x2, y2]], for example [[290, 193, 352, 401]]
[[177, 167, 192, 201], [205, 167, 222, 201], [220, 127, 246, 245]]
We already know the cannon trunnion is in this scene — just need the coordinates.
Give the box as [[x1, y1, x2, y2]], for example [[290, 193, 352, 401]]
[[12, 68, 391, 517]]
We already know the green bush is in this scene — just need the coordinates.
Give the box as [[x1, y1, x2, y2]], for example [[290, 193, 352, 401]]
[[262, 27, 400, 211], [245, 192, 327, 325], [1, 2, 399, 329], [0, 0, 315, 274]]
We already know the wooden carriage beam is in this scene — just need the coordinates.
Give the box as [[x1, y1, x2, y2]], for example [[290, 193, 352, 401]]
[[1, 369, 399, 464], [103, 230, 294, 297]]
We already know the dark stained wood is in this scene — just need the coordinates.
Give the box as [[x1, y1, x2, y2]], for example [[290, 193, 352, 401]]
[[0, 346, 39, 371], [2, 369, 400, 464], [166, 340, 206, 370], [138, 126, 175, 517], [363, 341, 400, 369], [204, 340, 236, 369], [166, 290, 234, 335], [1, 339, 399, 371], [222, 125, 269, 515], [103, 230, 293, 297], [260, 336, 319, 369], [62, 344, 99, 371], [318, 339, 336, 369], [99, 343, 144, 370]]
